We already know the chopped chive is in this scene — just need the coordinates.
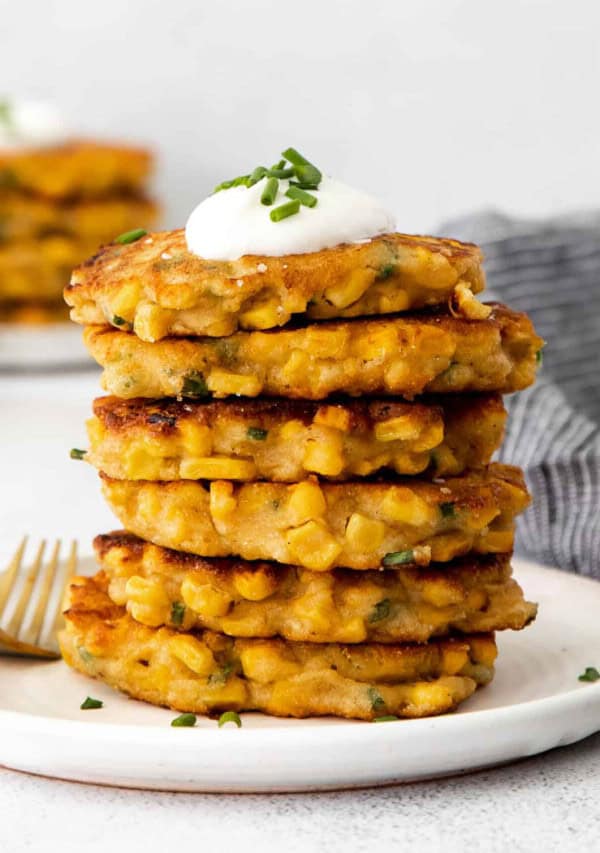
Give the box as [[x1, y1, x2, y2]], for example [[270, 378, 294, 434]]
[[285, 186, 318, 208], [77, 646, 94, 664], [171, 713, 197, 727], [295, 163, 322, 186], [208, 663, 234, 685], [267, 167, 295, 179], [213, 175, 252, 193], [70, 448, 86, 460], [171, 601, 185, 626], [270, 199, 300, 222], [578, 667, 600, 682], [181, 371, 210, 398], [80, 696, 103, 710], [440, 502, 456, 518], [378, 264, 395, 280], [261, 177, 279, 206], [536, 349, 543, 364], [249, 166, 268, 184], [271, 159, 286, 171], [114, 228, 147, 245], [382, 550, 415, 567], [368, 598, 391, 624], [247, 426, 268, 441], [367, 687, 385, 712], [112, 314, 128, 327], [271, 499, 280, 510], [288, 180, 319, 190], [218, 710, 242, 728], [373, 715, 399, 723]]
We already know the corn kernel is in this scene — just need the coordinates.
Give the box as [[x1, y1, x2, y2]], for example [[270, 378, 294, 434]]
[[180, 456, 257, 480], [233, 566, 278, 601], [209, 481, 237, 521], [133, 302, 174, 343], [107, 577, 128, 607], [382, 488, 437, 526], [469, 635, 498, 667], [355, 325, 397, 360], [169, 635, 215, 676], [324, 268, 374, 308], [181, 575, 231, 616], [345, 513, 385, 551], [123, 446, 163, 480], [125, 575, 170, 627], [304, 325, 350, 357], [287, 480, 327, 525], [292, 589, 334, 634], [85, 416, 103, 446], [453, 282, 492, 319], [109, 281, 141, 317], [480, 529, 514, 552], [313, 405, 351, 432], [239, 644, 300, 682], [286, 520, 342, 570], [178, 421, 213, 456], [374, 415, 421, 442], [281, 350, 311, 384], [378, 289, 410, 313], [441, 647, 469, 675], [207, 369, 262, 397], [279, 419, 305, 441], [302, 431, 345, 477], [240, 300, 281, 329]]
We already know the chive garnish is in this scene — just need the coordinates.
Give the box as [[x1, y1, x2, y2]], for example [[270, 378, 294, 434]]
[[373, 715, 399, 723], [378, 264, 395, 280], [578, 667, 600, 682], [80, 696, 103, 710], [270, 199, 301, 222], [112, 314, 128, 327], [267, 167, 295, 179], [294, 163, 322, 187], [368, 598, 391, 623], [114, 228, 147, 245], [367, 687, 385, 712], [536, 349, 543, 364], [77, 646, 94, 664], [261, 177, 279, 206], [171, 713, 197, 727], [288, 180, 320, 190], [382, 550, 414, 567], [70, 448, 86, 460], [218, 710, 242, 728], [440, 502, 456, 518], [181, 371, 210, 398], [208, 663, 234, 685], [247, 426, 268, 441], [271, 159, 286, 171], [285, 186, 318, 208], [250, 166, 268, 184], [171, 601, 185, 626]]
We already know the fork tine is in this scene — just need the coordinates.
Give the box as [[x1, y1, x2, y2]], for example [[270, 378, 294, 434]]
[[49, 540, 77, 641], [5, 540, 46, 638], [0, 537, 27, 619], [19, 540, 61, 647]]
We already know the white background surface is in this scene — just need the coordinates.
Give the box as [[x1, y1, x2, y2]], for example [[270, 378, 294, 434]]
[[1, 370, 599, 850], [2, 0, 599, 231]]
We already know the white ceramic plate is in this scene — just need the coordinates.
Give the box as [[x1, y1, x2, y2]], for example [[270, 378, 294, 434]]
[[0, 323, 90, 370], [1, 558, 599, 793]]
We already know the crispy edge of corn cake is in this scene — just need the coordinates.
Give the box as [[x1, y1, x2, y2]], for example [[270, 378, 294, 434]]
[[85, 393, 507, 482], [100, 463, 530, 571], [96, 531, 537, 644], [83, 304, 543, 401], [65, 230, 486, 339], [0, 140, 153, 200], [60, 573, 497, 720]]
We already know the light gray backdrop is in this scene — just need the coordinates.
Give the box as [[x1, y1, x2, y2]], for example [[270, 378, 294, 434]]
[[2, 0, 598, 230]]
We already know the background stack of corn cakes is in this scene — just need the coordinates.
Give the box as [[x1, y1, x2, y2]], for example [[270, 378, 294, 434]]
[[61, 227, 543, 721], [0, 139, 157, 323]]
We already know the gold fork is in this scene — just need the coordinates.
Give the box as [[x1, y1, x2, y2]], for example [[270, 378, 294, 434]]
[[0, 539, 77, 659]]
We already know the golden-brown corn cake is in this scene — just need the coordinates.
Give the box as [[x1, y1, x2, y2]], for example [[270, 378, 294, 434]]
[[60, 573, 496, 720], [100, 464, 530, 570], [0, 141, 153, 200], [65, 230, 485, 339], [0, 235, 106, 301], [96, 531, 537, 644], [83, 304, 542, 401], [86, 393, 507, 482], [0, 192, 158, 242]]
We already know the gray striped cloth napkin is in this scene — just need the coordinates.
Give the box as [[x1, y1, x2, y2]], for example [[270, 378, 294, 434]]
[[440, 211, 600, 578]]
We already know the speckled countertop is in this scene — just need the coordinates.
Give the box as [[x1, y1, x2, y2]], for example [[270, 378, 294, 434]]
[[2, 734, 599, 852]]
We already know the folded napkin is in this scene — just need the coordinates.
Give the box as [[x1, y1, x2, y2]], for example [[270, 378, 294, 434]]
[[440, 211, 600, 577]]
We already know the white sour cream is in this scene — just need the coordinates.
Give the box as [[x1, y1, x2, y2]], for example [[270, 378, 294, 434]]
[[185, 175, 396, 260], [0, 100, 68, 149]]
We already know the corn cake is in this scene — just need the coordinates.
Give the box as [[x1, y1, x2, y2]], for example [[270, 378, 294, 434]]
[[86, 393, 506, 482], [83, 304, 542, 401], [60, 573, 496, 720], [96, 531, 537, 644], [0, 141, 153, 200], [0, 235, 106, 301], [65, 230, 485, 339], [0, 192, 158, 242], [101, 463, 529, 571]]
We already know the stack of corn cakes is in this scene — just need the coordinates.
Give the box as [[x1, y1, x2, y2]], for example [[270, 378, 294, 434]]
[[61, 226, 543, 721], [0, 139, 157, 322]]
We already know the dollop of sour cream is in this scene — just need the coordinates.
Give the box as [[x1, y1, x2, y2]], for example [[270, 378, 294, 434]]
[[185, 175, 396, 260], [0, 100, 68, 149]]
